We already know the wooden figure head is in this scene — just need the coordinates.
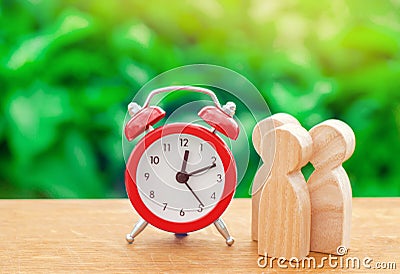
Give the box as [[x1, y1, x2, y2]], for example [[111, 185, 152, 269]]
[[252, 113, 301, 156], [309, 119, 356, 170], [265, 123, 313, 174], [251, 113, 300, 195]]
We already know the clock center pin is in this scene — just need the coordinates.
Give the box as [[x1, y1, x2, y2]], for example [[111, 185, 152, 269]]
[[176, 172, 189, 183]]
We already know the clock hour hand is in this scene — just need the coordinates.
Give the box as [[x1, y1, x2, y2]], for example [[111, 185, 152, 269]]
[[180, 150, 190, 172], [187, 163, 216, 176], [176, 150, 205, 207]]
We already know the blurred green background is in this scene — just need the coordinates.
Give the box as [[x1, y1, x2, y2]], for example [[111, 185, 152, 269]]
[[1, 0, 399, 198]]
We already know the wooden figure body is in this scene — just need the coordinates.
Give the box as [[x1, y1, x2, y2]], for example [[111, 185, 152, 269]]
[[307, 119, 355, 255], [251, 113, 300, 241], [258, 124, 313, 259]]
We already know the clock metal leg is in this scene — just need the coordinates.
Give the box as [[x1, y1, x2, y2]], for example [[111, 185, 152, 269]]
[[126, 218, 148, 244], [214, 218, 234, 246]]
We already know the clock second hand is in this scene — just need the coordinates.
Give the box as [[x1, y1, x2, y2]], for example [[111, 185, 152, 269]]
[[184, 182, 204, 207], [184, 163, 217, 207]]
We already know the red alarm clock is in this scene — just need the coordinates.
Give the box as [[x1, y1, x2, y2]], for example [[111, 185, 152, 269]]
[[124, 86, 239, 246]]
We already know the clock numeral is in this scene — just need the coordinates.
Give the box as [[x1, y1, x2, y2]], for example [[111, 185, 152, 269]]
[[197, 204, 204, 213], [163, 143, 171, 152], [180, 208, 185, 216], [211, 156, 216, 164], [180, 138, 188, 147], [217, 174, 222, 183], [144, 172, 150, 181], [200, 143, 203, 151], [211, 192, 216, 200], [162, 202, 167, 211], [150, 155, 160, 165], [149, 190, 155, 199]]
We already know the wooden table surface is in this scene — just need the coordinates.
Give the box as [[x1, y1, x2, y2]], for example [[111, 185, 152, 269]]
[[0, 198, 399, 273]]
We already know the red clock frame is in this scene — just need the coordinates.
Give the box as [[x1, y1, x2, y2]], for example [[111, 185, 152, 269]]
[[125, 123, 237, 233]]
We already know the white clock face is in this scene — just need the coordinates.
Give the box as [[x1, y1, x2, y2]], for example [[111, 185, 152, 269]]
[[136, 133, 225, 223]]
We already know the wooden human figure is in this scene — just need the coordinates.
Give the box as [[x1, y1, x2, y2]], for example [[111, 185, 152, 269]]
[[307, 119, 355, 255], [251, 113, 300, 241], [258, 124, 313, 259]]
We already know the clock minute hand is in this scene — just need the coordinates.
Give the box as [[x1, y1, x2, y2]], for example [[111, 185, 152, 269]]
[[187, 163, 216, 176], [184, 162, 217, 207]]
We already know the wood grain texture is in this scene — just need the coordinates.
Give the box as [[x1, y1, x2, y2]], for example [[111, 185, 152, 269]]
[[251, 113, 300, 241], [308, 119, 355, 255], [0, 199, 399, 273], [258, 124, 313, 259]]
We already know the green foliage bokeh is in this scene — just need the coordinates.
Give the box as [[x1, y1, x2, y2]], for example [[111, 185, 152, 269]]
[[1, 0, 399, 198]]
